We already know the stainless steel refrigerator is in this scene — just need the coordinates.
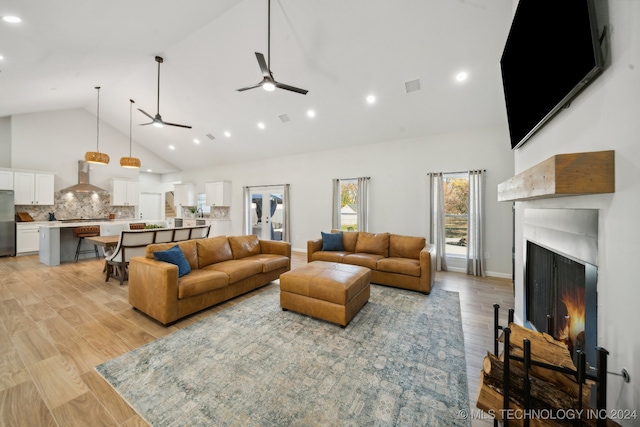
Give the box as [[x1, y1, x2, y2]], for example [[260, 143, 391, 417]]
[[0, 190, 16, 257]]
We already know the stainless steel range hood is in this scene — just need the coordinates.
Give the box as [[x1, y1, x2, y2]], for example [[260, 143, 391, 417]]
[[60, 160, 108, 193]]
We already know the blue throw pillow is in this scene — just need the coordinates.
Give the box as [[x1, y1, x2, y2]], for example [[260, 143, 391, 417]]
[[321, 231, 344, 251], [153, 245, 192, 277]]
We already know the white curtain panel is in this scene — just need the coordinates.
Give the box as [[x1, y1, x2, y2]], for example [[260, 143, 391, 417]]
[[429, 173, 448, 271], [283, 184, 291, 242], [331, 179, 341, 230], [357, 177, 370, 232], [242, 186, 251, 235], [466, 169, 485, 276]]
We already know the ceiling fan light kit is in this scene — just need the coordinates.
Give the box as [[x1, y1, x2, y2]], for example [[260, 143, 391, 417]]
[[121, 99, 141, 168], [138, 56, 192, 129], [237, 0, 308, 95], [85, 86, 110, 165]]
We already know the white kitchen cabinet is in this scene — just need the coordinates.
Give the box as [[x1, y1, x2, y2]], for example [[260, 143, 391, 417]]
[[205, 181, 231, 206], [174, 183, 196, 208], [14, 172, 55, 205], [0, 170, 13, 190], [182, 219, 197, 227], [16, 223, 40, 253], [111, 179, 139, 206]]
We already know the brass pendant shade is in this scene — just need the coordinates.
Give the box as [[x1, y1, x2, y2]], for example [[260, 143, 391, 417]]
[[85, 86, 110, 165], [120, 99, 141, 169]]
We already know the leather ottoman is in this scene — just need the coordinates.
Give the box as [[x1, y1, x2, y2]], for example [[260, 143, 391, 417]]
[[279, 261, 371, 327]]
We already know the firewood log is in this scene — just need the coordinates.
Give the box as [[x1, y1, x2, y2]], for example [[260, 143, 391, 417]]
[[500, 322, 576, 370]]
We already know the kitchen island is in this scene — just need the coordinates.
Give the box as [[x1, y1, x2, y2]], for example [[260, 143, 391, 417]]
[[38, 219, 153, 266]]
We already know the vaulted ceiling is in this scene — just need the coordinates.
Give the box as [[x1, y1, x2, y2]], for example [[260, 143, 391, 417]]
[[0, 0, 513, 174]]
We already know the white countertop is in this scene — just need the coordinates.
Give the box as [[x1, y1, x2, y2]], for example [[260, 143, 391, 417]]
[[34, 219, 146, 228]]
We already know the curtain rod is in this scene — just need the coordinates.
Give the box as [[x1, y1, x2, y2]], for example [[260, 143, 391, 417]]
[[428, 169, 486, 175], [244, 184, 290, 189]]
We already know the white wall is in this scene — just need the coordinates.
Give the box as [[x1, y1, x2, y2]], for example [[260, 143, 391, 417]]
[[180, 125, 515, 277], [512, 0, 639, 417], [0, 117, 11, 168]]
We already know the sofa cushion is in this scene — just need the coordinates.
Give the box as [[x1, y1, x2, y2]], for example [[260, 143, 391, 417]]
[[205, 259, 263, 284], [341, 231, 359, 253], [242, 254, 289, 273], [229, 235, 261, 259], [389, 234, 426, 259], [355, 232, 389, 257], [343, 253, 384, 270], [146, 240, 199, 271], [311, 251, 349, 263], [196, 235, 233, 268], [153, 245, 191, 277], [321, 231, 344, 251], [377, 257, 421, 277], [178, 270, 229, 299]]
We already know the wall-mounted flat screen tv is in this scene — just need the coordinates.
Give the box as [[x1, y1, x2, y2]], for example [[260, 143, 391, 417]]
[[501, 0, 604, 150]]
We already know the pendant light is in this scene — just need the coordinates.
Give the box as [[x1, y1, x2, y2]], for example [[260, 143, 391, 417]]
[[120, 99, 141, 168], [85, 86, 110, 165]]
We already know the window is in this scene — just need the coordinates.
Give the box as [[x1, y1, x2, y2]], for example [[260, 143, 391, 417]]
[[332, 177, 369, 232], [443, 174, 469, 257], [340, 179, 358, 231], [196, 193, 210, 214]]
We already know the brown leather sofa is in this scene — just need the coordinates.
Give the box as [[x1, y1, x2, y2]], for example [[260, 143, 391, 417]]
[[307, 231, 435, 294], [128, 235, 291, 325]]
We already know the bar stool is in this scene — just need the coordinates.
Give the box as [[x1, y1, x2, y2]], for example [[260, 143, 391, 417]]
[[72, 226, 100, 262]]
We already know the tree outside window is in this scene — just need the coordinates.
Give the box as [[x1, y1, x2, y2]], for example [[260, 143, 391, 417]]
[[443, 175, 469, 256], [340, 179, 358, 231]]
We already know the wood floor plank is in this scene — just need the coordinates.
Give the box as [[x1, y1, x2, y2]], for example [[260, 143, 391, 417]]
[[51, 391, 119, 427], [11, 328, 60, 366], [81, 370, 139, 424], [0, 350, 30, 392], [0, 380, 57, 427], [28, 354, 89, 409]]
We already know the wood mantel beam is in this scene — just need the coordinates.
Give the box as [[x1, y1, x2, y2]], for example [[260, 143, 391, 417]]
[[498, 150, 614, 202]]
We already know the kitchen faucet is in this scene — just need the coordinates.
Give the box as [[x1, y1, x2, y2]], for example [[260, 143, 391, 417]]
[[197, 208, 204, 218]]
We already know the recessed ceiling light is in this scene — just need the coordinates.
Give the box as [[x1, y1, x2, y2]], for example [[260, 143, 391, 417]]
[[257, 122, 265, 129], [0, 55, 4, 60], [169, 145, 175, 150], [193, 139, 200, 144], [147, 169, 152, 172], [455, 71, 468, 82], [224, 131, 231, 138], [2, 16, 22, 23], [307, 110, 316, 118], [366, 95, 376, 104]]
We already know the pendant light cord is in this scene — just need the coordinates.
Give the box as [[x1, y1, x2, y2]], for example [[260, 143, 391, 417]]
[[267, 0, 271, 70], [129, 99, 134, 156], [95, 86, 101, 153]]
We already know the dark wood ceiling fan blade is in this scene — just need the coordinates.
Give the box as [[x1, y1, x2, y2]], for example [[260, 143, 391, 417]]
[[275, 82, 308, 95], [163, 121, 192, 129], [236, 83, 262, 92], [255, 53, 271, 78], [137, 108, 154, 120]]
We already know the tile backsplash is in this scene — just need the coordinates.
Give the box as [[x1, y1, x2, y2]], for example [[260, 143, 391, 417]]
[[16, 192, 135, 221]]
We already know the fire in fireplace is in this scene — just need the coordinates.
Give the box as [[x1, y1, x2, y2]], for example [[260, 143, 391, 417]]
[[524, 240, 598, 367]]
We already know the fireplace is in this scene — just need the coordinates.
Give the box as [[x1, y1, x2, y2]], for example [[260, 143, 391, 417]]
[[523, 208, 599, 368]]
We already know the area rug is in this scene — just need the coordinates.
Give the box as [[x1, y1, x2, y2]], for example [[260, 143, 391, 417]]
[[96, 285, 470, 427]]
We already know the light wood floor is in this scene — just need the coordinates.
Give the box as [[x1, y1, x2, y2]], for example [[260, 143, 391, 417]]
[[0, 252, 513, 426]]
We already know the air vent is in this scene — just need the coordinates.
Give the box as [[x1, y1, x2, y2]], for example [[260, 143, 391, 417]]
[[206, 133, 215, 140], [404, 79, 421, 94], [278, 114, 291, 123]]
